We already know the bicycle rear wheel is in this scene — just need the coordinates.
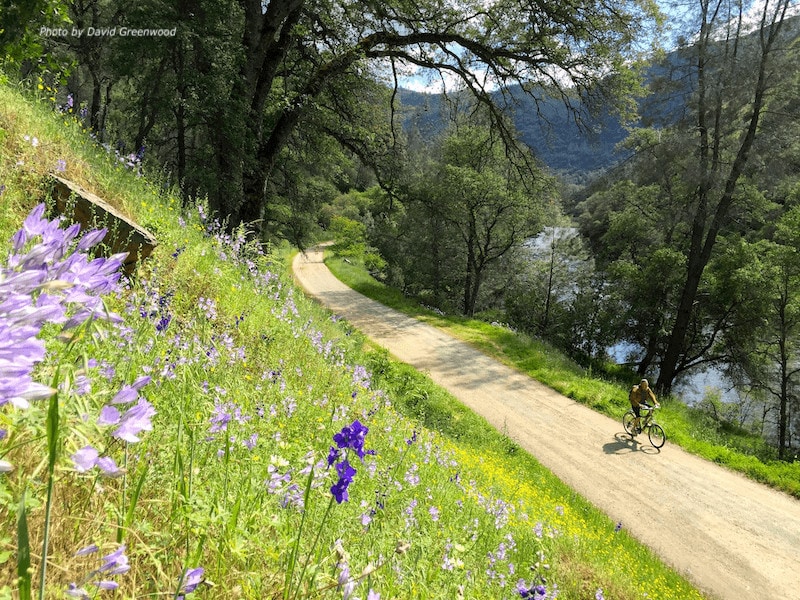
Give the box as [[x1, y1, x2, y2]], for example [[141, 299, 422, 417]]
[[648, 424, 666, 448], [623, 410, 636, 435]]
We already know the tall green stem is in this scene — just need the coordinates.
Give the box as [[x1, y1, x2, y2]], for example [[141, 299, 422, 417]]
[[39, 387, 60, 600], [290, 493, 335, 600]]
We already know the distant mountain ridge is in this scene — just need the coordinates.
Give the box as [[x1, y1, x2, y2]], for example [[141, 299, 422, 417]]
[[397, 63, 678, 186], [397, 13, 800, 185]]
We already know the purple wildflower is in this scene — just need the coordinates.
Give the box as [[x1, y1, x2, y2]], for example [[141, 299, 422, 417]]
[[177, 567, 204, 599], [155, 314, 171, 332], [243, 433, 258, 451], [98, 545, 129, 575], [96, 456, 123, 478], [330, 459, 356, 504], [76, 227, 107, 252], [327, 446, 340, 466], [94, 581, 118, 590], [112, 398, 156, 443], [72, 446, 99, 472], [1, 204, 126, 409], [517, 580, 549, 599], [337, 561, 356, 600], [332, 420, 370, 461], [65, 583, 90, 599], [74, 544, 99, 556], [97, 405, 121, 425]]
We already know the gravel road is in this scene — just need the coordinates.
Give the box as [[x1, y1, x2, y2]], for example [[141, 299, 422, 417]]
[[292, 246, 800, 600]]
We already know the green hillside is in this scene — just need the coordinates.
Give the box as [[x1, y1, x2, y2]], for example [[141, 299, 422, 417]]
[[0, 84, 707, 599]]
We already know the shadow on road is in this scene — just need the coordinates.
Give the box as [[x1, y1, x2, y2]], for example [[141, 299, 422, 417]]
[[603, 432, 661, 455]]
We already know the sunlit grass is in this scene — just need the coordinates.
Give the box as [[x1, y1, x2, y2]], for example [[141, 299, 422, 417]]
[[0, 80, 709, 599]]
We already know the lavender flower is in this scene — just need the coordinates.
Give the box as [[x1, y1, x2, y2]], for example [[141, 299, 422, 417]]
[[336, 561, 356, 600], [93, 580, 119, 591], [98, 545, 129, 575], [1, 204, 125, 409], [96, 456, 123, 478], [112, 398, 156, 443], [65, 583, 91, 599], [74, 544, 99, 556], [97, 405, 121, 425], [67, 543, 130, 598], [177, 567, 204, 599], [243, 433, 258, 451], [72, 445, 99, 472]]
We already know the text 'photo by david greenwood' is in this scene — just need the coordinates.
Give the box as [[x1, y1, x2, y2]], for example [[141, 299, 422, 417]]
[[40, 26, 177, 38]]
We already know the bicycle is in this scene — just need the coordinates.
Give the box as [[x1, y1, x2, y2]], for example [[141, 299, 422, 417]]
[[623, 404, 666, 449]]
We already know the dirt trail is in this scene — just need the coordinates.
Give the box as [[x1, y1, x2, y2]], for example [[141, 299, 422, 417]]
[[292, 247, 800, 600]]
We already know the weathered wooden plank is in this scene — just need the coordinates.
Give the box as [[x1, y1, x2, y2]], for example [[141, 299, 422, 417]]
[[49, 176, 157, 274]]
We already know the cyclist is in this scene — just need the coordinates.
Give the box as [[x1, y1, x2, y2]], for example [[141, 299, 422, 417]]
[[629, 378, 659, 435]]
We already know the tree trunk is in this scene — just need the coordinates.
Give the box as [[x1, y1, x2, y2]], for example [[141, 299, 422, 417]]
[[656, 0, 789, 393], [211, 0, 304, 228]]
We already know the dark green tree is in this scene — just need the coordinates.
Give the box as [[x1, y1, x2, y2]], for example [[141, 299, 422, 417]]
[[718, 202, 800, 459], [199, 0, 658, 229], [653, 0, 798, 392], [578, 0, 799, 393], [384, 118, 550, 317]]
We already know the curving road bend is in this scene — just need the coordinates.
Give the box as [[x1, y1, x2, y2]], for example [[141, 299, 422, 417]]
[[292, 246, 800, 600]]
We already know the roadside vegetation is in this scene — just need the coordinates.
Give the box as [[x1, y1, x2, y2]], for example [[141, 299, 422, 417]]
[[0, 82, 709, 599], [325, 254, 800, 500]]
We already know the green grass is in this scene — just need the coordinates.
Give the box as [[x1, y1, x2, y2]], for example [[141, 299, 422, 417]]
[[0, 80, 709, 599], [325, 255, 800, 499]]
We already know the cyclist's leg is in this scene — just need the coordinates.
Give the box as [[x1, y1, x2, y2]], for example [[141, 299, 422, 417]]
[[641, 405, 652, 427]]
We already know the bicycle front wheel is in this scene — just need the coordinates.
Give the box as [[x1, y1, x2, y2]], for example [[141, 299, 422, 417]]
[[623, 410, 636, 436], [648, 424, 666, 448]]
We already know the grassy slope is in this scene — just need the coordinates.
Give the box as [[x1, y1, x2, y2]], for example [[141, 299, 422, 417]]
[[0, 82, 706, 599], [324, 256, 800, 499]]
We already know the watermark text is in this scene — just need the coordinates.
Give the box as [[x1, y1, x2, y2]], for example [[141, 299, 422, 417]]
[[39, 26, 177, 38]]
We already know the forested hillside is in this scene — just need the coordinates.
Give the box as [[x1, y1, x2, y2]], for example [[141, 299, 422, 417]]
[[398, 86, 629, 186], [400, 14, 800, 186]]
